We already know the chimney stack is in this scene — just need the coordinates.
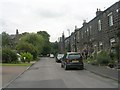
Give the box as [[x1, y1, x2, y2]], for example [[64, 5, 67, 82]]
[[16, 29, 19, 35], [83, 20, 87, 26], [75, 25, 77, 29], [96, 8, 103, 16]]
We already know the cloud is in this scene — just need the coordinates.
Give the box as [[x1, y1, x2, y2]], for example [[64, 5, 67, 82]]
[[36, 9, 65, 18], [0, 0, 118, 42]]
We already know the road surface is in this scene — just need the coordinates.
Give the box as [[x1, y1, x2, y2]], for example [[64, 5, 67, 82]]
[[5, 57, 118, 88]]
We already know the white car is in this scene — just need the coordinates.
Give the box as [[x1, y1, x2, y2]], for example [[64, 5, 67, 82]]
[[50, 54, 54, 58]]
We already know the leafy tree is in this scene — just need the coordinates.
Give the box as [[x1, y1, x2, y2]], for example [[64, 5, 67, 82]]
[[37, 31, 50, 41], [37, 31, 51, 55], [19, 33, 44, 54], [2, 32, 10, 47], [21, 32, 29, 36], [16, 42, 37, 59], [17, 33, 49, 59], [50, 41, 59, 55]]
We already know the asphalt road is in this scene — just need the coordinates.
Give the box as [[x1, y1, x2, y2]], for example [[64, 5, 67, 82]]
[[6, 57, 118, 88]]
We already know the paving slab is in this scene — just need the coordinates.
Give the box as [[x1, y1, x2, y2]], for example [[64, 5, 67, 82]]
[[85, 63, 119, 81], [2, 66, 28, 87]]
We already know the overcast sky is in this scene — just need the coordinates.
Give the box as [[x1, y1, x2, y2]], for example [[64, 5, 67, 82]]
[[0, 0, 118, 42]]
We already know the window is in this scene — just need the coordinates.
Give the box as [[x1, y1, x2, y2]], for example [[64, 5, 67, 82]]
[[108, 12, 113, 26], [81, 31, 83, 38], [110, 38, 115, 46], [77, 31, 80, 40], [85, 30, 86, 34], [99, 41, 103, 50], [116, 9, 119, 13], [87, 28, 89, 36], [89, 26, 92, 35], [68, 54, 81, 59], [98, 20, 102, 31]]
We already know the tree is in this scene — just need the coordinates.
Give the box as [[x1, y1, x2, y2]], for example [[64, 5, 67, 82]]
[[17, 33, 46, 59], [19, 33, 45, 54], [37, 31, 50, 41], [50, 41, 59, 55], [37, 31, 51, 55], [16, 42, 37, 59], [2, 32, 10, 47]]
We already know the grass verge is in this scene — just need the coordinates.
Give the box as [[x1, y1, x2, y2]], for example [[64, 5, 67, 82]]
[[0, 63, 32, 66]]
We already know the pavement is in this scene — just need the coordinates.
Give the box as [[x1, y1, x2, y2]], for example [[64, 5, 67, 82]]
[[85, 63, 119, 81], [2, 61, 36, 88]]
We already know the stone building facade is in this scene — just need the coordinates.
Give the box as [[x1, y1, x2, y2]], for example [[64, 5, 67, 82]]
[[61, 1, 120, 55]]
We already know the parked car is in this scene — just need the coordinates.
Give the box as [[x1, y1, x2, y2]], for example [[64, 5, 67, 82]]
[[61, 52, 84, 70], [55, 54, 64, 63], [50, 54, 54, 58]]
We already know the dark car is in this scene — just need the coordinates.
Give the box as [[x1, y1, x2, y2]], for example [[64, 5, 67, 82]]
[[61, 52, 84, 70], [55, 54, 64, 63]]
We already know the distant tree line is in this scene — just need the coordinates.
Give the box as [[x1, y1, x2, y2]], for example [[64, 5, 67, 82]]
[[1, 31, 58, 63]]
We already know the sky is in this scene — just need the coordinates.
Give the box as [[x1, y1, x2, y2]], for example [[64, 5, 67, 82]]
[[0, 0, 119, 42]]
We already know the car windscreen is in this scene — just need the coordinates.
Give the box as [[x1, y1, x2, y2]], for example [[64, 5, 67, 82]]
[[68, 54, 81, 59]]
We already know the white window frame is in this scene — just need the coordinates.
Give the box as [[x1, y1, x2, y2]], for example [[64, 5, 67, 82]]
[[108, 12, 113, 26], [110, 38, 115, 46], [89, 26, 92, 35], [81, 31, 83, 38], [87, 28, 89, 36], [98, 19, 102, 31]]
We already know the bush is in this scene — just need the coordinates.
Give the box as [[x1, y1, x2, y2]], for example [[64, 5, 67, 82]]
[[86, 57, 92, 63], [96, 51, 110, 65], [2, 48, 18, 63], [21, 52, 33, 63], [86, 57, 98, 65]]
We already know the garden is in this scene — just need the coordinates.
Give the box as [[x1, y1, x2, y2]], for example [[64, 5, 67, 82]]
[[85, 44, 119, 69]]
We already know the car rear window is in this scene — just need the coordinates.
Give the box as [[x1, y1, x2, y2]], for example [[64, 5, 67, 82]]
[[68, 54, 81, 59], [58, 54, 64, 57]]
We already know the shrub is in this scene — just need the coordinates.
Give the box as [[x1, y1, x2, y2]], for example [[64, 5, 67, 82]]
[[2, 48, 18, 63], [96, 51, 110, 65], [21, 52, 33, 63], [92, 51, 97, 60], [86, 57, 92, 63], [86, 57, 98, 65]]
